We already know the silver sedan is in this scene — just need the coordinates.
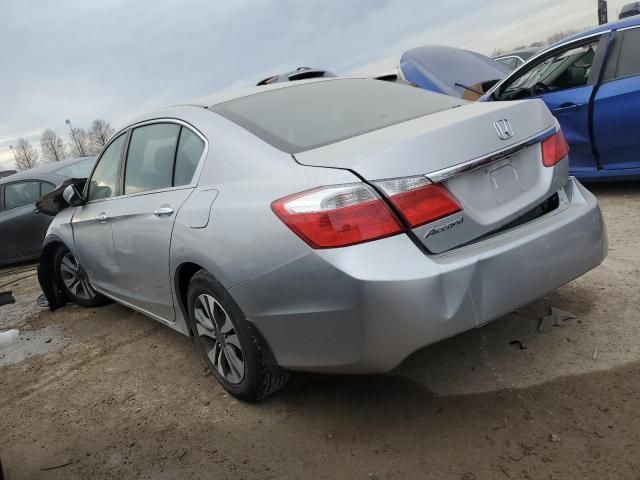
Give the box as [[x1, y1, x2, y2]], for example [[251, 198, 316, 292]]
[[41, 78, 607, 401]]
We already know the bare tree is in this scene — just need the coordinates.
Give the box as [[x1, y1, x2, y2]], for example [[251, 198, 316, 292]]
[[40, 128, 66, 162], [67, 127, 92, 157], [89, 119, 115, 154], [493, 25, 593, 59], [546, 27, 590, 46], [14, 138, 39, 171]]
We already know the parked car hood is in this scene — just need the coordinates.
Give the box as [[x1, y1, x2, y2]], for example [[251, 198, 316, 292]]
[[400, 45, 511, 100]]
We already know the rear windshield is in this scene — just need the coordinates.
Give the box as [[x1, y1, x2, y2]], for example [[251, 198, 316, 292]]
[[54, 157, 96, 178], [210, 79, 464, 153]]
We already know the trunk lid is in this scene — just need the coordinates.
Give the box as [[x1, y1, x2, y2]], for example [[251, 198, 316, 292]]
[[294, 99, 564, 253]]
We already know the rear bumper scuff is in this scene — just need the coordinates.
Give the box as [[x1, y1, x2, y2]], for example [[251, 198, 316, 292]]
[[230, 178, 607, 373]]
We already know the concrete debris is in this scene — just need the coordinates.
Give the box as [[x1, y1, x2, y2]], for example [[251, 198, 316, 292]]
[[538, 307, 576, 333], [0, 329, 19, 349], [0, 291, 15, 306]]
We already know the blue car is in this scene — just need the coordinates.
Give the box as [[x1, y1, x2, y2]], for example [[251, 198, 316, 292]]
[[398, 45, 510, 100], [483, 17, 640, 181]]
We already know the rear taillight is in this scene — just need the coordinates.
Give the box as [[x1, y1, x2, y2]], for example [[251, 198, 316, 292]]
[[271, 184, 403, 249], [542, 129, 570, 167], [375, 176, 462, 228]]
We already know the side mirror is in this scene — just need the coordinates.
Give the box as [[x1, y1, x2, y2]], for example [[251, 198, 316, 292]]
[[63, 184, 85, 207]]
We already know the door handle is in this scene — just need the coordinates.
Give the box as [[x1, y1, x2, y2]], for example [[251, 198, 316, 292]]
[[153, 207, 175, 217], [95, 213, 109, 223], [553, 103, 585, 115]]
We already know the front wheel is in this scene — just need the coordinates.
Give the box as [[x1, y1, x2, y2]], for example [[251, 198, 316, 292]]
[[53, 246, 108, 308], [187, 270, 289, 402]]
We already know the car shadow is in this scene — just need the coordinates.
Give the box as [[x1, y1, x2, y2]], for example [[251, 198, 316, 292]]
[[583, 180, 640, 196], [270, 283, 600, 406]]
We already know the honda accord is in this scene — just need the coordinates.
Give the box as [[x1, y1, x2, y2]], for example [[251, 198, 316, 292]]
[[39, 78, 607, 401]]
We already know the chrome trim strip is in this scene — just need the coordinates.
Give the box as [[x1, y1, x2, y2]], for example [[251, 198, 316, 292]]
[[426, 126, 557, 183], [618, 25, 640, 32]]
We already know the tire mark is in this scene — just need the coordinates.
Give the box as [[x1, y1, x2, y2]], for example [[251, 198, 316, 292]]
[[0, 325, 162, 409]]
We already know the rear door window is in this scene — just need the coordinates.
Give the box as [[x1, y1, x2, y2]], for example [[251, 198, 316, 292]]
[[124, 124, 181, 195], [174, 128, 205, 187], [611, 28, 640, 80], [41, 182, 55, 196], [4, 181, 42, 209]]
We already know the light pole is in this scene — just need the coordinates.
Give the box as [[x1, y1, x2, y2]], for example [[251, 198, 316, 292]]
[[65, 118, 85, 156], [598, 0, 608, 25]]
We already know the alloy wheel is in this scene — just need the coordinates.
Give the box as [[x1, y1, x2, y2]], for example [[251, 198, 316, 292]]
[[194, 294, 245, 384], [59, 252, 96, 301]]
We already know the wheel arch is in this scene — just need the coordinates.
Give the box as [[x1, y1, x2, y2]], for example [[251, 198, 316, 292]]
[[174, 262, 207, 336], [173, 262, 273, 366], [38, 235, 70, 311]]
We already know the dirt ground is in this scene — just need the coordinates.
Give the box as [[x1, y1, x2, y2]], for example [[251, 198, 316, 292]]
[[1, 182, 639, 480]]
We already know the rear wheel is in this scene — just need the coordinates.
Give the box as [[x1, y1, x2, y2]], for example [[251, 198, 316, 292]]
[[187, 270, 289, 401], [53, 246, 108, 308]]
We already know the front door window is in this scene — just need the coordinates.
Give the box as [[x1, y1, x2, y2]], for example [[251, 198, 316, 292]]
[[495, 40, 600, 101]]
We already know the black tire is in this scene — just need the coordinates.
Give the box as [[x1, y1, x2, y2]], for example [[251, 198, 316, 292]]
[[53, 245, 108, 308], [187, 270, 289, 402]]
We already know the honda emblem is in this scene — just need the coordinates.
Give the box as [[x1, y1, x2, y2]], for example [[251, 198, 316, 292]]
[[494, 119, 514, 140]]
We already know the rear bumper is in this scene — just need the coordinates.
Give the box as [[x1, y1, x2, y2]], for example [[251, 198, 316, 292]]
[[230, 178, 607, 373]]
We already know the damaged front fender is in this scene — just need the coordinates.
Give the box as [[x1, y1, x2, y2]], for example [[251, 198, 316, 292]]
[[35, 178, 87, 311], [37, 236, 68, 311]]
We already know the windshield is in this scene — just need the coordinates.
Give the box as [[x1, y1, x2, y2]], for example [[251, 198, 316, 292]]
[[210, 79, 465, 153]]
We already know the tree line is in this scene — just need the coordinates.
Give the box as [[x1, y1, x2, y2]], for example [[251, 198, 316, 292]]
[[12, 119, 114, 171]]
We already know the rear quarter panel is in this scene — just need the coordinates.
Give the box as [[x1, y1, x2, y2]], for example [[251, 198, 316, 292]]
[[164, 107, 360, 328]]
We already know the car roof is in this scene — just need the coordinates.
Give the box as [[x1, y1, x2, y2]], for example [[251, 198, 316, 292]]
[[0, 156, 95, 185], [552, 16, 640, 48], [126, 78, 341, 127]]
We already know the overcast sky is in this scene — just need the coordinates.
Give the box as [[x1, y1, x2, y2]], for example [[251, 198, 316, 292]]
[[0, 0, 629, 169]]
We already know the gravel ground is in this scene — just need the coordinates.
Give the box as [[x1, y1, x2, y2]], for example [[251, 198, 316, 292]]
[[0, 181, 639, 479]]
